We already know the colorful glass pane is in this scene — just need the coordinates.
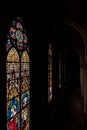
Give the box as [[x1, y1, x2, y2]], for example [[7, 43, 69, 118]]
[[21, 91, 30, 108], [6, 63, 20, 80], [21, 105, 30, 130], [7, 97, 20, 130], [9, 18, 28, 50], [48, 43, 52, 102], [16, 22, 23, 31], [7, 47, 19, 62], [6, 79, 20, 100], [21, 77, 30, 92], [9, 27, 16, 39], [6, 48, 20, 100], [6, 17, 30, 130], [21, 51, 29, 62]]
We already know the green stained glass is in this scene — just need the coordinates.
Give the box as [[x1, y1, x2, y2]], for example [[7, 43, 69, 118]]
[[6, 17, 30, 130]]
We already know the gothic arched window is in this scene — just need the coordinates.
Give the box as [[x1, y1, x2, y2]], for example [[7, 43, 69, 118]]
[[6, 17, 30, 130], [48, 43, 52, 103]]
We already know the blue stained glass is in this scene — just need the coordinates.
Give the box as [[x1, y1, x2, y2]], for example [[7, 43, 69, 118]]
[[8, 98, 19, 120], [21, 91, 29, 108], [10, 31, 15, 36], [7, 16, 30, 130], [16, 30, 23, 42]]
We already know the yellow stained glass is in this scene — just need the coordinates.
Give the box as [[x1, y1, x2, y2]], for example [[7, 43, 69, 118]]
[[6, 63, 20, 73], [7, 47, 19, 62], [21, 51, 29, 62], [21, 77, 29, 92], [21, 106, 30, 129], [6, 17, 30, 130], [6, 80, 20, 100]]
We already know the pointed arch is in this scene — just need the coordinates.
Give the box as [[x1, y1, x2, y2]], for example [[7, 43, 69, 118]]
[[7, 47, 19, 62], [21, 51, 29, 62], [21, 50, 30, 129], [6, 47, 20, 100], [6, 17, 30, 130], [6, 47, 20, 129]]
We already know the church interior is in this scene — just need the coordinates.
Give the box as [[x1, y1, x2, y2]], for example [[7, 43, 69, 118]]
[[1, 0, 87, 130]]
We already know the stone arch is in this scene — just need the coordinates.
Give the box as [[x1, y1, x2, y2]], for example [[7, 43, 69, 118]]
[[64, 20, 86, 61], [63, 20, 87, 113]]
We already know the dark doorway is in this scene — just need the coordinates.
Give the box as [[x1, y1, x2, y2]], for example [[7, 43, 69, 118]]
[[65, 49, 80, 89]]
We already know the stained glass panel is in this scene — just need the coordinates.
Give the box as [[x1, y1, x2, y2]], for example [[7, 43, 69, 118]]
[[21, 91, 30, 130], [7, 96, 20, 130], [9, 18, 28, 50], [21, 77, 30, 92], [21, 50, 30, 129], [6, 17, 30, 130], [21, 105, 30, 130], [21, 91, 30, 109], [6, 79, 20, 100], [48, 43, 52, 103], [7, 47, 19, 62]]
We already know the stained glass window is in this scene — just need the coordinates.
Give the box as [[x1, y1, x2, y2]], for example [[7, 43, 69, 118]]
[[48, 43, 52, 103], [6, 17, 30, 130]]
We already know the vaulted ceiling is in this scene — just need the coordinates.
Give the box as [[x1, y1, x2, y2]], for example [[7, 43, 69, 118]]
[[47, 0, 86, 58]]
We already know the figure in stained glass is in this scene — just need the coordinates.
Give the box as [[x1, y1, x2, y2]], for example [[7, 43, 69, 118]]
[[21, 106, 30, 130], [6, 17, 30, 130], [7, 98, 20, 130], [21, 91, 29, 108]]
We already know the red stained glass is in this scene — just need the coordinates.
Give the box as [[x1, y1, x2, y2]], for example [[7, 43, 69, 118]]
[[6, 17, 30, 130]]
